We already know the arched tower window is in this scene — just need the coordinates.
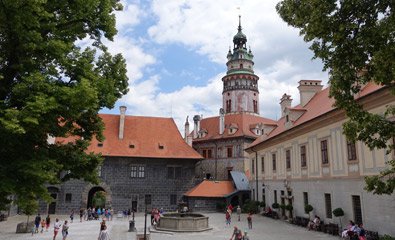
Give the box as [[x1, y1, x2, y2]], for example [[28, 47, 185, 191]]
[[240, 64, 243, 69]]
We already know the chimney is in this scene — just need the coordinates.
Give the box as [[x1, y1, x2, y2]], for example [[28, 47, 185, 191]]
[[184, 116, 190, 142], [219, 108, 225, 135], [119, 106, 127, 140], [193, 115, 201, 139], [298, 80, 323, 108], [280, 93, 292, 117]]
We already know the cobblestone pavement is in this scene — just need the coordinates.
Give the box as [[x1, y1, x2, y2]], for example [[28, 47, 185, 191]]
[[0, 213, 339, 240]]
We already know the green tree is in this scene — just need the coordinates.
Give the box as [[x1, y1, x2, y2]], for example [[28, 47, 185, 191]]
[[0, 0, 129, 211], [276, 0, 395, 194]]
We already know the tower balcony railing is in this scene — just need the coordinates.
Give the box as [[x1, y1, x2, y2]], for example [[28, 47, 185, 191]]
[[222, 85, 259, 93]]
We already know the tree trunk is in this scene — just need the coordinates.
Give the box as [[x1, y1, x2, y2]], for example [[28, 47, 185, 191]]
[[26, 215, 30, 233]]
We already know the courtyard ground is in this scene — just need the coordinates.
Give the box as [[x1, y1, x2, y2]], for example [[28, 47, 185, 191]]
[[0, 212, 339, 240]]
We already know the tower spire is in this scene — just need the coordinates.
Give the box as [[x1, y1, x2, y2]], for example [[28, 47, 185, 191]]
[[238, 15, 242, 31]]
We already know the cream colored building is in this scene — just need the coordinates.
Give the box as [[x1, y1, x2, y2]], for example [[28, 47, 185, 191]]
[[246, 80, 395, 236]]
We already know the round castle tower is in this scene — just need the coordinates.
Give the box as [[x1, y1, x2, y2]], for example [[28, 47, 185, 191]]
[[222, 16, 259, 115]]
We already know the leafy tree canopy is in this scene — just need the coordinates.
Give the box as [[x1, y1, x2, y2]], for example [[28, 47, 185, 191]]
[[276, 0, 394, 194], [0, 0, 128, 210]]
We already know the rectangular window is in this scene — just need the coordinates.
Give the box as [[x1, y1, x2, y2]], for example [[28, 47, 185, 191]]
[[227, 146, 233, 158], [97, 166, 102, 177], [347, 141, 357, 160], [286, 150, 291, 169], [262, 189, 266, 207], [207, 149, 212, 159], [261, 157, 265, 173], [145, 194, 152, 205], [65, 193, 72, 203], [272, 153, 276, 171], [138, 166, 145, 178], [130, 166, 137, 178], [170, 195, 177, 205], [202, 149, 207, 159], [252, 159, 255, 174], [324, 193, 332, 219], [352, 195, 363, 225], [303, 192, 308, 213], [175, 167, 182, 178], [321, 140, 329, 164], [168, 167, 174, 179], [301, 146, 307, 167], [274, 190, 277, 203]]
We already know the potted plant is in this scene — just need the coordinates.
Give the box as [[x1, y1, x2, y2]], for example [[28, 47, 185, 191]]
[[332, 207, 344, 231], [285, 204, 294, 219], [304, 204, 313, 219], [279, 204, 286, 218], [272, 203, 279, 219]]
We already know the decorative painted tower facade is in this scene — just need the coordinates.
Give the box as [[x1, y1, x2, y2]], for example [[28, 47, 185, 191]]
[[222, 16, 259, 115]]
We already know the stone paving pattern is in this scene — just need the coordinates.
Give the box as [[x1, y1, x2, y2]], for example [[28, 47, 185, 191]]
[[0, 212, 338, 240]]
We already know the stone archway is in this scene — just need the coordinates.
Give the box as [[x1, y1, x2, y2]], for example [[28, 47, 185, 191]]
[[47, 186, 60, 214], [81, 183, 112, 209]]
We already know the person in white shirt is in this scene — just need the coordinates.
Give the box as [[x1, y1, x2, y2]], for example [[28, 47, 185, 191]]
[[53, 218, 61, 240], [98, 225, 111, 240]]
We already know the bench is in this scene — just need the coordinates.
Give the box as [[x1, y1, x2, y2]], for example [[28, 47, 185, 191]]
[[0, 214, 8, 222]]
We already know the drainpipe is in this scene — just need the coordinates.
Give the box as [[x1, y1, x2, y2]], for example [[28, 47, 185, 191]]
[[251, 147, 259, 201], [214, 141, 218, 180]]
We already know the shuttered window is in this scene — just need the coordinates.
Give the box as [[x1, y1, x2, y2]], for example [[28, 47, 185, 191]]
[[321, 140, 329, 164], [352, 195, 363, 225], [325, 193, 332, 219]]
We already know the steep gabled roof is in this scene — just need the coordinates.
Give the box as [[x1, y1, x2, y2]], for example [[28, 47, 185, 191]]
[[193, 113, 276, 142], [248, 82, 385, 149], [57, 114, 203, 160]]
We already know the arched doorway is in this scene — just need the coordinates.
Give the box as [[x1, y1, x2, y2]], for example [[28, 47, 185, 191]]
[[47, 187, 59, 214], [87, 187, 105, 208]]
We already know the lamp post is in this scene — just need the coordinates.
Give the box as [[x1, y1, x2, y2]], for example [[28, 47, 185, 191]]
[[144, 205, 147, 240]]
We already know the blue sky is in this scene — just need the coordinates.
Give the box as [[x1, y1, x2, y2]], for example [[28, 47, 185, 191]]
[[93, 0, 328, 132]]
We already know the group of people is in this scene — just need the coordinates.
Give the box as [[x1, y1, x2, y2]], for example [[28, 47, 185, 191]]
[[342, 220, 366, 240], [33, 213, 51, 234], [150, 208, 163, 226], [33, 214, 68, 240], [77, 207, 114, 222], [225, 204, 253, 239]]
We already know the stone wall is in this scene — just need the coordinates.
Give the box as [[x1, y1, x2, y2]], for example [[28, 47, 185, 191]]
[[187, 197, 224, 212], [36, 156, 200, 214]]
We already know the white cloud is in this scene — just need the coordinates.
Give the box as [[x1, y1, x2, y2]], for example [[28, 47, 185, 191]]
[[101, 0, 329, 133]]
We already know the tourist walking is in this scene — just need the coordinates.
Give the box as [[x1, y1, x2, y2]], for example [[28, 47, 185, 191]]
[[237, 205, 241, 221], [79, 208, 84, 222], [53, 218, 61, 240], [62, 220, 69, 240], [243, 230, 250, 240], [34, 213, 41, 233], [98, 225, 111, 240], [247, 213, 252, 229], [230, 226, 242, 240], [226, 211, 231, 226], [70, 209, 74, 223], [46, 215, 51, 232], [41, 218, 46, 233]]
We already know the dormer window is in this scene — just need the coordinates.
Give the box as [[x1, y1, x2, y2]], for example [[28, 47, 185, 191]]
[[98, 143, 103, 147], [158, 143, 164, 149], [129, 144, 135, 149]]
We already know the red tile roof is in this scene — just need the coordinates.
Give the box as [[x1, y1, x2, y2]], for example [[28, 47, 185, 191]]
[[248, 82, 385, 148], [57, 114, 203, 159], [184, 180, 235, 197], [193, 114, 276, 142]]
